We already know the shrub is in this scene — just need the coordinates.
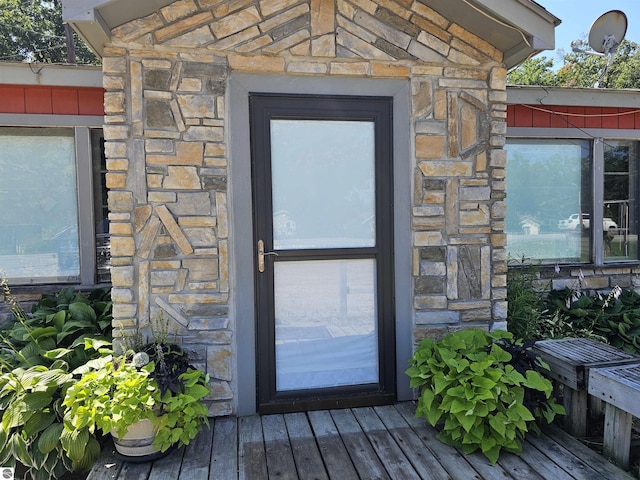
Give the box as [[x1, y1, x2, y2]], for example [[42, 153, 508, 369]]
[[545, 286, 640, 353], [406, 329, 564, 464], [0, 283, 112, 479]]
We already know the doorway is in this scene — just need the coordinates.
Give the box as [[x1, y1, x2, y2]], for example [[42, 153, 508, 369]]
[[250, 94, 396, 413]]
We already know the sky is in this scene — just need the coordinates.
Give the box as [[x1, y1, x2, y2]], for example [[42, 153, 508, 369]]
[[535, 1, 639, 66]]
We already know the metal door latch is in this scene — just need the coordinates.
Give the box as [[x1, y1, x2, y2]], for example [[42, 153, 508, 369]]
[[257, 240, 278, 272]]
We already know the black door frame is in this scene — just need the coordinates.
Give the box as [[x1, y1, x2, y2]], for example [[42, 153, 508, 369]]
[[249, 93, 396, 413]]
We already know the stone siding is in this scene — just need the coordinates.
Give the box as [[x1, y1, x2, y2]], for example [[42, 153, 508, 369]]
[[103, 0, 508, 414]]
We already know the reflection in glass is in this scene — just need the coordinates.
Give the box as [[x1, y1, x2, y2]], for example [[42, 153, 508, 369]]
[[505, 139, 591, 262], [274, 259, 378, 391], [0, 129, 79, 282], [270, 120, 375, 249], [604, 141, 639, 261]]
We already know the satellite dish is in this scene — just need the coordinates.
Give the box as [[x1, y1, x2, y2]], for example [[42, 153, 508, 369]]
[[570, 10, 628, 88], [588, 10, 628, 54]]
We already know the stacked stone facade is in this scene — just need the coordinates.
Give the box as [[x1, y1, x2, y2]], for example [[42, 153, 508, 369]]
[[103, 0, 508, 414]]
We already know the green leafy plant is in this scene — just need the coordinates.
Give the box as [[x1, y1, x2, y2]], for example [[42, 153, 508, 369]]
[[0, 280, 112, 479], [406, 329, 564, 464], [62, 339, 210, 459], [507, 260, 549, 340], [545, 286, 640, 352]]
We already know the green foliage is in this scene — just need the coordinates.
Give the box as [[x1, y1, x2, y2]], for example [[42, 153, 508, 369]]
[[508, 40, 640, 89], [545, 286, 640, 353], [406, 329, 564, 464], [506, 264, 603, 342], [0, 0, 97, 64], [506, 261, 548, 340], [63, 342, 210, 458], [506, 56, 558, 86], [0, 284, 112, 479]]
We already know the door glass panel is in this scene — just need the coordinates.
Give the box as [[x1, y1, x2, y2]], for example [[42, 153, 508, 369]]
[[271, 120, 375, 249], [274, 259, 378, 391]]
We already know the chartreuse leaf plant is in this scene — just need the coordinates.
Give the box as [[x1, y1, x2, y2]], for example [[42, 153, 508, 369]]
[[62, 338, 210, 460], [406, 329, 564, 464]]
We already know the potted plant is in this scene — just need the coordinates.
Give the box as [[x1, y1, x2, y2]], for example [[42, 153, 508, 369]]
[[62, 337, 210, 461]]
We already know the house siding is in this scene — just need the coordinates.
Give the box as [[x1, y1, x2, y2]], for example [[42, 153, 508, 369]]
[[0, 84, 104, 116], [104, 0, 509, 415], [506, 104, 640, 130]]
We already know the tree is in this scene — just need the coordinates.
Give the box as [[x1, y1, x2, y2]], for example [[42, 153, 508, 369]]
[[505, 56, 557, 87], [508, 40, 640, 89], [0, 0, 98, 64]]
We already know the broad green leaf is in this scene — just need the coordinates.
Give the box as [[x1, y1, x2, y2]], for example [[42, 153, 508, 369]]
[[69, 302, 96, 323], [72, 436, 101, 472], [38, 423, 64, 454], [23, 411, 56, 438], [2, 399, 32, 429], [41, 348, 73, 360], [11, 432, 33, 467], [61, 427, 89, 462]]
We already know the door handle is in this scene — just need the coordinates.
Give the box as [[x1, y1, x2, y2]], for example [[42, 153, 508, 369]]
[[257, 240, 278, 273]]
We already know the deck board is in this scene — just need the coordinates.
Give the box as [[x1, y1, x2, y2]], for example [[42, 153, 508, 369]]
[[87, 402, 635, 480]]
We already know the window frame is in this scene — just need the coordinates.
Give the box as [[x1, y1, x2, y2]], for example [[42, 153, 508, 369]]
[[0, 112, 105, 287], [507, 126, 640, 266]]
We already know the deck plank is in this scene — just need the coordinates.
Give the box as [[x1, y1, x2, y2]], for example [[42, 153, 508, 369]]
[[533, 426, 636, 480], [147, 445, 184, 480], [116, 461, 153, 480], [284, 412, 329, 480], [262, 413, 298, 480], [352, 406, 421, 479], [85, 441, 123, 480], [518, 436, 577, 480], [177, 424, 213, 480], [494, 450, 545, 480], [210, 416, 238, 480], [330, 408, 391, 479], [307, 410, 360, 480], [238, 415, 268, 480], [395, 402, 483, 480], [374, 405, 452, 480]]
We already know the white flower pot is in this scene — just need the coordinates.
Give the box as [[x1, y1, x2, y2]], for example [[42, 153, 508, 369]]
[[111, 419, 160, 459]]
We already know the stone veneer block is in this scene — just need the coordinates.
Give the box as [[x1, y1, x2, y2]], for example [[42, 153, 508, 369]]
[[154, 11, 214, 44], [155, 205, 194, 255]]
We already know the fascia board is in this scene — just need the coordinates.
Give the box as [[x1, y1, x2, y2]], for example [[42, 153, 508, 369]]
[[507, 86, 640, 108], [0, 63, 102, 87]]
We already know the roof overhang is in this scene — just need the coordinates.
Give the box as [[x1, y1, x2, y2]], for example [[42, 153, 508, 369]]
[[507, 85, 640, 108], [62, 0, 560, 69], [0, 62, 103, 87]]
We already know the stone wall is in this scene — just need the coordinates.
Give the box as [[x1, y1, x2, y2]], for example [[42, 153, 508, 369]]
[[103, 0, 509, 414]]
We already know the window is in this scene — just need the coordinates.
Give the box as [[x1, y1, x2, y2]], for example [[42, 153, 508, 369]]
[[604, 141, 639, 261], [505, 138, 639, 264], [0, 127, 109, 285]]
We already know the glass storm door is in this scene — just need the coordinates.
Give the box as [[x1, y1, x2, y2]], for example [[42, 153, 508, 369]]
[[250, 94, 396, 413]]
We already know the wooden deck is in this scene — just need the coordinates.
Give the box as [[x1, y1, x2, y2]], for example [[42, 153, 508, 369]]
[[87, 402, 634, 480]]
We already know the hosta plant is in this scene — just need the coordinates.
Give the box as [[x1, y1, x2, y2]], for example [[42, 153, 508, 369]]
[[0, 282, 112, 480], [406, 329, 564, 464]]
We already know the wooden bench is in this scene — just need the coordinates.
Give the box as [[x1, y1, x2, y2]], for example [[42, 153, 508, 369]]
[[533, 337, 640, 437], [589, 364, 640, 469]]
